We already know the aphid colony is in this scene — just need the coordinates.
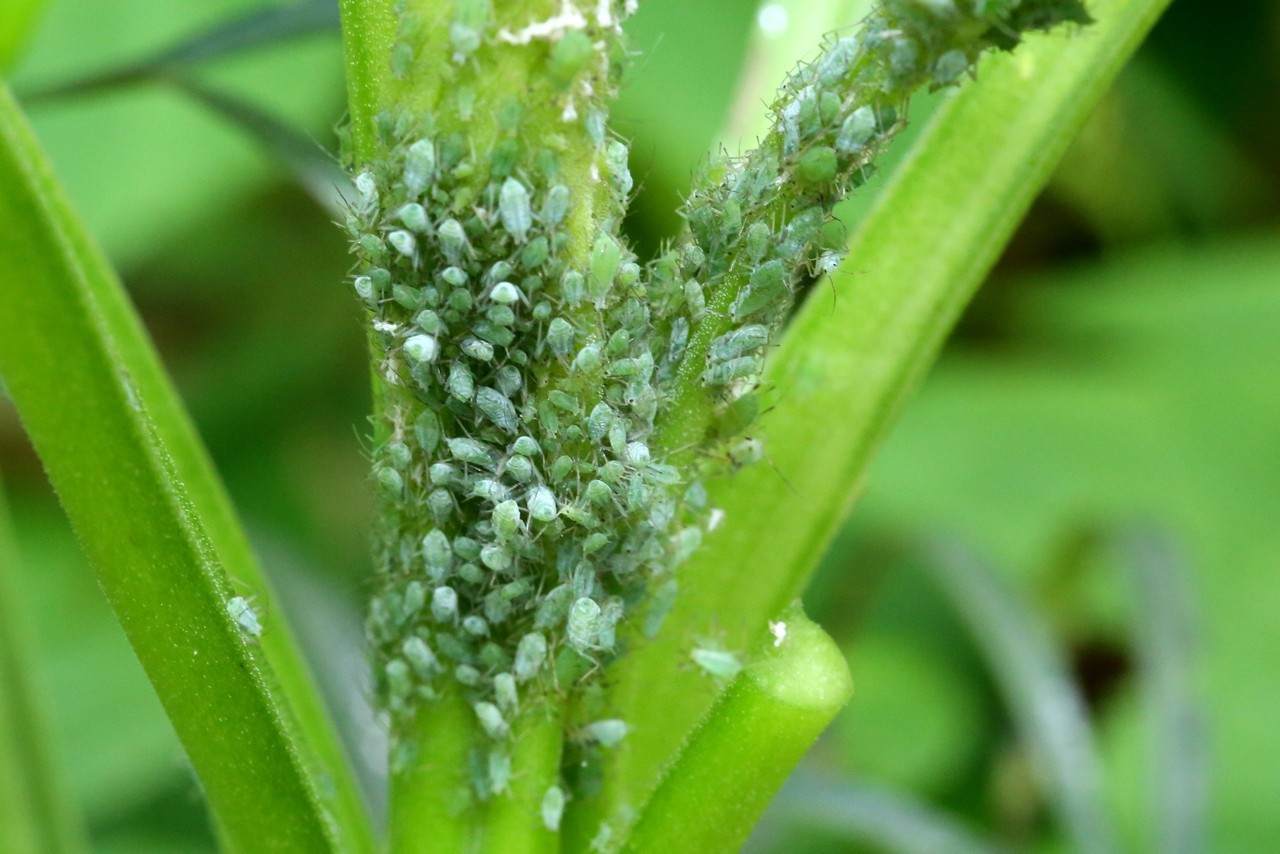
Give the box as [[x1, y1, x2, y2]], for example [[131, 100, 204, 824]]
[[345, 0, 1092, 805]]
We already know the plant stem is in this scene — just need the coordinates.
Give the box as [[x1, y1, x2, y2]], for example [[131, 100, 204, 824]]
[[0, 471, 87, 854], [390, 683, 478, 854], [480, 704, 562, 854], [620, 605, 852, 854]]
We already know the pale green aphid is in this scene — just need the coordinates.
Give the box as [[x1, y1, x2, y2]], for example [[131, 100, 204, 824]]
[[541, 785, 566, 832], [431, 586, 458, 623], [403, 334, 439, 364], [461, 337, 495, 361], [489, 280, 522, 304], [476, 387, 518, 432], [227, 595, 262, 639], [514, 632, 547, 682], [498, 178, 534, 242], [527, 486, 557, 522], [388, 229, 418, 259], [692, 647, 743, 680], [402, 635, 438, 678], [583, 719, 628, 748], [567, 597, 602, 654], [402, 138, 436, 195], [474, 702, 509, 740], [494, 672, 518, 711], [488, 749, 512, 795]]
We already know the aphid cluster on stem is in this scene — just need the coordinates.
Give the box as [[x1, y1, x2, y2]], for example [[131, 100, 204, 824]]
[[344, 0, 1091, 811]]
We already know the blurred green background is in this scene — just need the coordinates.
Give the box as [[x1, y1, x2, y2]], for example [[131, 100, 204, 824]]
[[2, 0, 1278, 851]]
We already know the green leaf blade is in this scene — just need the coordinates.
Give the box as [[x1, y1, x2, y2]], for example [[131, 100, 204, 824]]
[[0, 85, 374, 854]]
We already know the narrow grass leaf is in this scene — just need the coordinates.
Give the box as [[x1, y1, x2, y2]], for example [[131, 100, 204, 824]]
[[21, 0, 339, 101], [762, 769, 1004, 854], [174, 78, 350, 214], [924, 540, 1116, 854], [0, 85, 374, 853], [1119, 525, 1207, 854]]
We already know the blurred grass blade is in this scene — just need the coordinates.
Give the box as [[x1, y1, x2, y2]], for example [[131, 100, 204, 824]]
[[0, 469, 87, 854], [21, 0, 339, 101], [174, 78, 350, 214], [0, 0, 46, 72], [1119, 526, 1207, 854], [622, 606, 853, 854], [765, 770, 1004, 854], [924, 540, 1116, 854], [606, 0, 1171, 816], [0, 85, 374, 853]]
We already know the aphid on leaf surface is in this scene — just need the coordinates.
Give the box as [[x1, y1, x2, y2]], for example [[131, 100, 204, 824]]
[[514, 632, 548, 681], [227, 596, 262, 639], [583, 719, 628, 748], [692, 647, 742, 680]]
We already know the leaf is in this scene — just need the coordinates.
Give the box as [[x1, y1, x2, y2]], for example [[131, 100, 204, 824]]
[[923, 540, 1117, 854], [1118, 526, 1207, 854], [0, 85, 374, 853], [763, 769, 1005, 854], [20, 0, 340, 102], [0, 470, 87, 854], [605, 0, 1172, 815]]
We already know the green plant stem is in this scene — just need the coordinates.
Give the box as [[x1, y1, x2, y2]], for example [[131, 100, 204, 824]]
[[0, 85, 374, 853], [620, 605, 852, 853], [0, 470, 87, 854], [481, 705, 562, 854], [390, 683, 478, 854], [604, 0, 1171, 820]]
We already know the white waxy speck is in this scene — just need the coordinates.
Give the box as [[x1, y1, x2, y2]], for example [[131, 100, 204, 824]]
[[757, 4, 788, 38], [769, 620, 788, 647], [227, 596, 262, 638], [708, 508, 726, 532]]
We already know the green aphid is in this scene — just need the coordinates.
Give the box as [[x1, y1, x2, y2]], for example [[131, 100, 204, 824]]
[[589, 234, 622, 304], [731, 259, 787, 321], [476, 387, 519, 433], [546, 317, 575, 356], [709, 325, 770, 362], [376, 466, 403, 496], [549, 29, 594, 87], [447, 362, 475, 402], [461, 337, 495, 362], [837, 105, 876, 154], [796, 146, 838, 184], [499, 178, 533, 242], [514, 632, 547, 681], [542, 184, 571, 226], [446, 437, 495, 469], [701, 355, 761, 386]]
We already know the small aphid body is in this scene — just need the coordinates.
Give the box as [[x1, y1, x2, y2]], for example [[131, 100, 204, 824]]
[[583, 719, 628, 748], [403, 334, 439, 364], [567, 597, 602, 654], [709, 325, 770, 362], [476, 387, 518, 433], [489, 281, 522, 305], [492, 500, 521, 540], [692, 647, 742, 680], [514, 632, 548, 681], [542, 185, 571, 226], [431, 586, 459, 623], [541, 785, 566, 832], [527, 486, 557, 522], [494, 672, 518, 711], [447, 437, 494, 469], [588, 234, 621, 304], [499, 178, 533, 242], [731, 259, 787, 321], [837, 105, 877, 154], [402, 636, 438, 678], [701, 355, 761, 387], [474, 702, 509, 739], [403, 138, 436, 196], [398, 203, 430, 233], [227, 596, 262, 639], [447, 362, 476, 402], [546, 318, 575, 357]]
